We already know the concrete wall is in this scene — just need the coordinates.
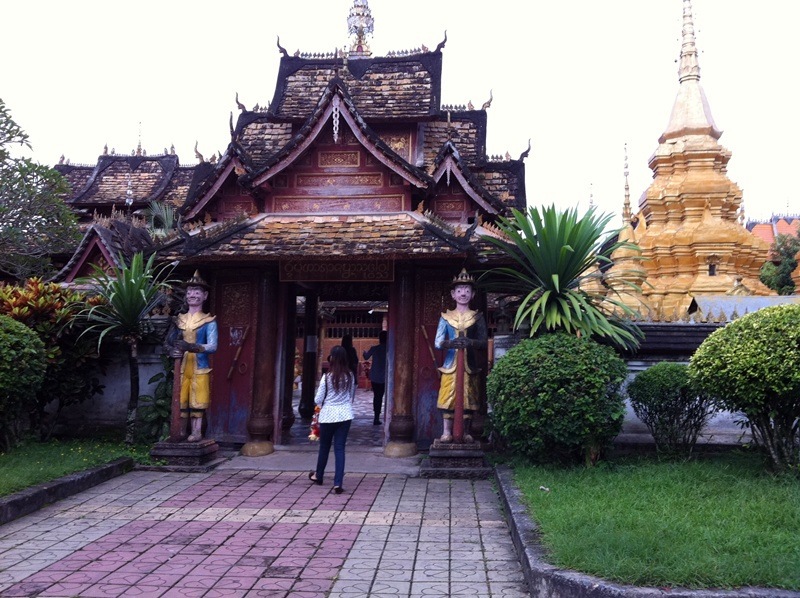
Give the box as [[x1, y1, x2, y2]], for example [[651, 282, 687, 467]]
[[52, 341, 166, 436]]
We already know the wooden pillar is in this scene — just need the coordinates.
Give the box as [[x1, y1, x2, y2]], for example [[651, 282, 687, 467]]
[[280, 285, 297, 435], [298, 293, 318, 420], [241, 268, 277, 456], [385, 265, 417, 457]]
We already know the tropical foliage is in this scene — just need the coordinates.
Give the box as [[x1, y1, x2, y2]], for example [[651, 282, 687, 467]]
[[0, 314, 46, 450], [689, 304, 800, 473], [487, 333, 628, 466], [76, 252, 176, 444], [0, 98, 80, 280], [480, 204, 642, 350], [0, 279, 105, 440]]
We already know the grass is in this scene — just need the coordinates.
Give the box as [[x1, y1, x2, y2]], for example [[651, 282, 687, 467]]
[[0, 437, 154, 498], [513, 451, 800, 590]]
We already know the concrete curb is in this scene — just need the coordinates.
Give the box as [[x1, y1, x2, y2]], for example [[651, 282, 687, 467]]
[[0, 457, 134, 527], [493, 466, 799, 598]]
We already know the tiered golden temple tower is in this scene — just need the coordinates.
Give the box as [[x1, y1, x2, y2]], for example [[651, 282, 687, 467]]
[[611, 0, 773, 316]]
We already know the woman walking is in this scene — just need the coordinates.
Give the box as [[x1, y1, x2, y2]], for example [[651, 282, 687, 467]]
[[309, 346, 356, 494]]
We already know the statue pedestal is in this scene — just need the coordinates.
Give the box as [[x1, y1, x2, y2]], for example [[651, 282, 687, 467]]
[[420, 439, 492, 479], [150, 439, 221, 469]]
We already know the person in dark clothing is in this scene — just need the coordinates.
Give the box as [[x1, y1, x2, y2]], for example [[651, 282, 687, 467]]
[[363, 331, 387, 425], [341, 334, 359, 379]]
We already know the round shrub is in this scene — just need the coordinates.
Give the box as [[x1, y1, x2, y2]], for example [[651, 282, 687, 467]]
[[689, 304, 800, 473], [487, 333, 628, 465], [0, 314, 46, 450], [627, 362, 716, 457]]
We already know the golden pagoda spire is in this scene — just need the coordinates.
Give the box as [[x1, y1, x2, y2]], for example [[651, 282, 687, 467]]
[[659, 0, 721, 143], [347, 0, 373, 58], [622, 143, 632, 225]]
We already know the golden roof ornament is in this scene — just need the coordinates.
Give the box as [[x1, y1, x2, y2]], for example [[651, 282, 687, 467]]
[[451, 268, 475, 288]]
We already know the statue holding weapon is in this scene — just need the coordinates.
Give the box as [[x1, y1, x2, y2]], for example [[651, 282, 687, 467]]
[[434, 269, 487, 443], [165, 271, 218, 442]]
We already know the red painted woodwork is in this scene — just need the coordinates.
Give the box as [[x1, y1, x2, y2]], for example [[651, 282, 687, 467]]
[[207, 273, 258, 445], [266, 123, 413, 213]]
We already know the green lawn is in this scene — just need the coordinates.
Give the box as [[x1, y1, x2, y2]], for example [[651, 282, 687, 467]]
[[514, 451, 800, 590], [0, 438, 154, 498]]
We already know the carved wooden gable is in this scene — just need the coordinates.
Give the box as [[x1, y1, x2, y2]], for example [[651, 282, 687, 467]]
[[265, 123, 414, 214]]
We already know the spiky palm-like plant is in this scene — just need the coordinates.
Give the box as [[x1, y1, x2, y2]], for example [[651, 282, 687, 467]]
[[480, 204, 643, 351], [77, 252, 177, 443]]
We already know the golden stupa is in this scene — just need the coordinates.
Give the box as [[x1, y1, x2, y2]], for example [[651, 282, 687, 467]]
[[610, 0, 773, 317]]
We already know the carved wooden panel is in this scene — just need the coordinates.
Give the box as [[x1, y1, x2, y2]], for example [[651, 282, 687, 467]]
[[381, 133, 412, 161], [220, 282, 252, 326], [422, 278, 451, 325], [279, 260, 394, 282], [274, 195, 403, 212], [318, 151, 360, 168], [296, 173, 382, 187]]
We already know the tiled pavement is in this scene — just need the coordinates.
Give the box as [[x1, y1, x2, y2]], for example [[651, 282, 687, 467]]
[[0, 466, 529, 597]]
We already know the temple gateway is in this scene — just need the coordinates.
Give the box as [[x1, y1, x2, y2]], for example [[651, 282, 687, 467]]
[[55, 0, 527, 456]]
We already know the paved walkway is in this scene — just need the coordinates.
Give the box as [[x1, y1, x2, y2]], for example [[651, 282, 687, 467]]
[[0, 465, 530, 597]]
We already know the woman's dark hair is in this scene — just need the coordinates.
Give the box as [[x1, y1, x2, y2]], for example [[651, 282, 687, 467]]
[[378, 331, 387, 344], [341, 334, 354, 348], [327, 345, 353, 392]]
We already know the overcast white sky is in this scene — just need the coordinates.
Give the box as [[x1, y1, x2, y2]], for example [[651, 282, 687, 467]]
[[3, 0, 798, 223]]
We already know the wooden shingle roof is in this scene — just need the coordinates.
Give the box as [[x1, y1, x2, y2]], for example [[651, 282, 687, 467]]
[[160, 212, 498, 263], [270, 51, 442, 121], [56, 154, 195, 211]]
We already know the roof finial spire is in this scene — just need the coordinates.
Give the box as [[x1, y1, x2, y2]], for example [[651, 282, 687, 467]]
[[659, 0, 721, 143], [678, 0, 701, 83], [347, 0, 373, 58], [136, 122, 143, 156], [622, 143, 632, 224]]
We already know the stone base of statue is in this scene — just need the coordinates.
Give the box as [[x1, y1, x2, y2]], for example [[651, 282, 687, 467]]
[[149, 439, 223, 470], [420, 439, 492, 479]]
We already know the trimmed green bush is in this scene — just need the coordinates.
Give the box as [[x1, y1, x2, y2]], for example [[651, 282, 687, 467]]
[[0, 314, 46, 450], [487, 333, 628, 465], [627, 362, 716, 457], [689, 304, 800, 473]]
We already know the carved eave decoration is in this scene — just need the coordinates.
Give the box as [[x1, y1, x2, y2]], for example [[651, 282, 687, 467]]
[[430, 141, 507, 216], [242, 79, 433, 191], [183, 159, 243, 221]]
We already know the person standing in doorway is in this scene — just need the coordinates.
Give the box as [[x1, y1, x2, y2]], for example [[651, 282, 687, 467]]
[[309, 346, 356, 494], [341, 334, 359, 379], [363, 331, 387, 425]]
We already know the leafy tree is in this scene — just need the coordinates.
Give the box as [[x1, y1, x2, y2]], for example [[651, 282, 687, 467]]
[[0, 279, 105, 440], [480, 204, 643, 351], [0, 314, 46, 450], [760, 233, 800, 295], [487, 333, 628, 466], [689, 304, 800, 474], [0, 98, 80, 281], [76, 252, 176, 444]]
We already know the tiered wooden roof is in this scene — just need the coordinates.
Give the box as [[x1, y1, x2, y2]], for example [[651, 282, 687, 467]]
[[54, 8, 527, 273]]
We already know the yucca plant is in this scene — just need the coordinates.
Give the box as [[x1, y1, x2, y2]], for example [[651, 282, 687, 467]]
[[76, 252, 177, 444], [480, 204, 643, 351], [143, 200, 176, 238]]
